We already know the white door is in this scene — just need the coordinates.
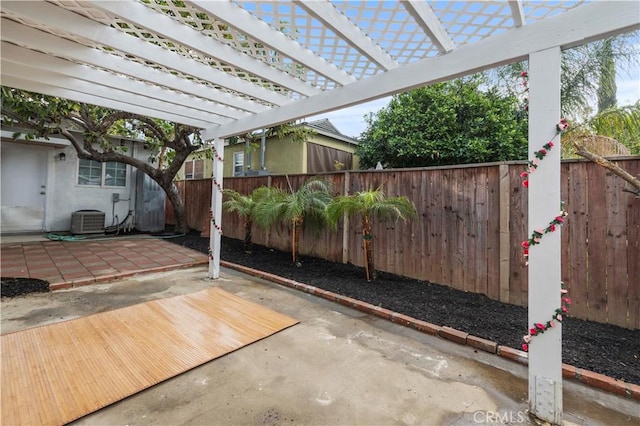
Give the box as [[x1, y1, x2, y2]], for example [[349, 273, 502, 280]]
[[1, 143, 49, 232]]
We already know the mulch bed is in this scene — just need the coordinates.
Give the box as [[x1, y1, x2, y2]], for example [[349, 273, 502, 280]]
[[1, 277, 49, 298], [171, 233, 640, 386]]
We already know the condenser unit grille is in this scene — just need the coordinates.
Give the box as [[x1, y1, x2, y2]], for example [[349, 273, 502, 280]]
[[70, 210, 105, 234]]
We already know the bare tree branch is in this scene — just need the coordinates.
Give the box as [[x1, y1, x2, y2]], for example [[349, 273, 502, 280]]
[[574, 142, 640, 196]]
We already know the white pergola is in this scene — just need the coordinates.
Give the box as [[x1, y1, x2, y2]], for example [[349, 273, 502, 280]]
[[1, 1, 638, 423]]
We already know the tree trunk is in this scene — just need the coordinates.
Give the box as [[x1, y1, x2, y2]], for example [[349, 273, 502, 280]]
[[362, 216, 375, 281], [163, 181, 189, 234], [244, 219, 253, 254], [292, 217, 302, 265]]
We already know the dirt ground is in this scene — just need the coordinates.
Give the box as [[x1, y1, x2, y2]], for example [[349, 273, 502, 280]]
[[170, 234, 640, 386]]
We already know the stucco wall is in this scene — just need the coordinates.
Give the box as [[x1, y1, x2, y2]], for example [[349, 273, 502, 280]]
[[0, 137, 148, 233], [191, 129, 360, 178], [46, 141, 144, 232]]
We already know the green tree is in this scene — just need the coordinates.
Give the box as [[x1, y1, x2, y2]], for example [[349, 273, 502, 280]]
[[326, 188, 417, 281], [254, 178, 333, 265], [222, 186, 273, 253], [356, 78, 528, 169], [487, 32, 639, 120], [562, 104, 640, 196], [597, 38, 617, 113], [1, 87, 202, 233]]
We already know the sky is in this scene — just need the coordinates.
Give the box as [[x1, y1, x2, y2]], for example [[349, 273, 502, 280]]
[[310, 54, 640, 139]]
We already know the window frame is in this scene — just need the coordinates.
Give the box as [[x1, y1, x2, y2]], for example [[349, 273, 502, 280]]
[[184, 159, 204, 180], [233, 151, 244, 176], [77, 159, 128, 187]]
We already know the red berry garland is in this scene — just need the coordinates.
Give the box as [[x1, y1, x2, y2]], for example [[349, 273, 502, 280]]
[[520, 119, 571, 352]]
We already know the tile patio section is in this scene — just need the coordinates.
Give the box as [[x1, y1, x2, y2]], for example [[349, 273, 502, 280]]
[[0, 237, 207, 289]]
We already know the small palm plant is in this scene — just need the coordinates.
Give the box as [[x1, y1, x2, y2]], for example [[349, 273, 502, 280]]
[[327, 187, 417, 281], [222, 186, 272, 253], [254, 178, 333, 265]]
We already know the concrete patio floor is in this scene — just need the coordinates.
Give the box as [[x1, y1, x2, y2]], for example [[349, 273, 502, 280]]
[[1, 264, 638, 426]]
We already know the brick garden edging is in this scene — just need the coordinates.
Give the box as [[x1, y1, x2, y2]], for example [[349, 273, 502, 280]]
[[221, 260, 640, 401], [49, 260, 208, 291]]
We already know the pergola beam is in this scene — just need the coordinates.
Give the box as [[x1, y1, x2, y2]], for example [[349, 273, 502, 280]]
[[0, 19, 268, 115], [1, 75, 214, 129], [2, 43, 247, 123], [210, 0, 640, 139], [293, 0, 399, 71], [189, 0, 355, 87], [1, 60, 227, 126], [403, 1, 455, 53], [1, 1, 292, 106], [509, 1, 526, 27]]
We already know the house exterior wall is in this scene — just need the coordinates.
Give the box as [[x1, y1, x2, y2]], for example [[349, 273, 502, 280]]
[[263, 135, 306, 175], [306, 133, 360, 170], [47, 142, 139, 232], [181, 125, 360, 179], [1, 135, 147, 233]]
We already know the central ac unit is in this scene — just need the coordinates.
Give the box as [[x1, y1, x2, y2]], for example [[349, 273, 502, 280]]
[[70, 210, 105, 234]]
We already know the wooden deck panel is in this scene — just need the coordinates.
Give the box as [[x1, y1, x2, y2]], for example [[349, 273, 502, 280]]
[[1, 288, 298, 426]]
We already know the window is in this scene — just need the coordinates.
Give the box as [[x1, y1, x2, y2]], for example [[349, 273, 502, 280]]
[[105, 162, 127, 186], [184, 159, 204, 180], [233, 152, 244, 176], [78, 159, 127, 187], [78, 159, 102, 186]]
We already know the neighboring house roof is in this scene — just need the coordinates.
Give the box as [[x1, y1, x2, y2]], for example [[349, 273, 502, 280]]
[[218, 118, 357, 148], [302, 119, 358, 146]]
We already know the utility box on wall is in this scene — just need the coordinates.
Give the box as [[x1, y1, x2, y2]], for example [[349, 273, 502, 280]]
[[135, 171, 165, 232]]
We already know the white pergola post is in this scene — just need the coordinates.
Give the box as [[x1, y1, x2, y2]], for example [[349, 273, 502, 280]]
[[208, 137, 224, 279], [527, 47, 562, 424]]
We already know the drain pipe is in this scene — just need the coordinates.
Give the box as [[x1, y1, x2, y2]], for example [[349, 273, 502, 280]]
[[260, 129, 267, 171], [245, 135, 251, 174]]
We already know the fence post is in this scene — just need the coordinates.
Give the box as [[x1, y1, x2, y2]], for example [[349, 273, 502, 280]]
[[499, 164, 511, 303], [342, 171, 350, 264]]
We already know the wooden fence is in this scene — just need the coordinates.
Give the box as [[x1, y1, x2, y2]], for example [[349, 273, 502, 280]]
[[166, 158, 640, 330]]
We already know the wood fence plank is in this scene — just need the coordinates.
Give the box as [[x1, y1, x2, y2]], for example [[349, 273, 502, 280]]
[[451, 169, 471, 291], [475, 168, 489, 296], [486, 166, 501, 300], [625, 161, 640, 329], [586, 163, 608, 323], [428, 169, 443, 283], [509, 165, 528, 306], [566, 162, 588, 320], [605, 166, 629, 328], [441, 169, 453, 287], [420, 171, 430, 280]]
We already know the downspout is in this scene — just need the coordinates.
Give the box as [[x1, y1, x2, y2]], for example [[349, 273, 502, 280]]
[[260, 129, 266, 171], [245, 136, 251, 174]]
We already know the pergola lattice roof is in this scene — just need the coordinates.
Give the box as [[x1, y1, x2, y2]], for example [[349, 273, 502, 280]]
[[1, 1, 638, 139]]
